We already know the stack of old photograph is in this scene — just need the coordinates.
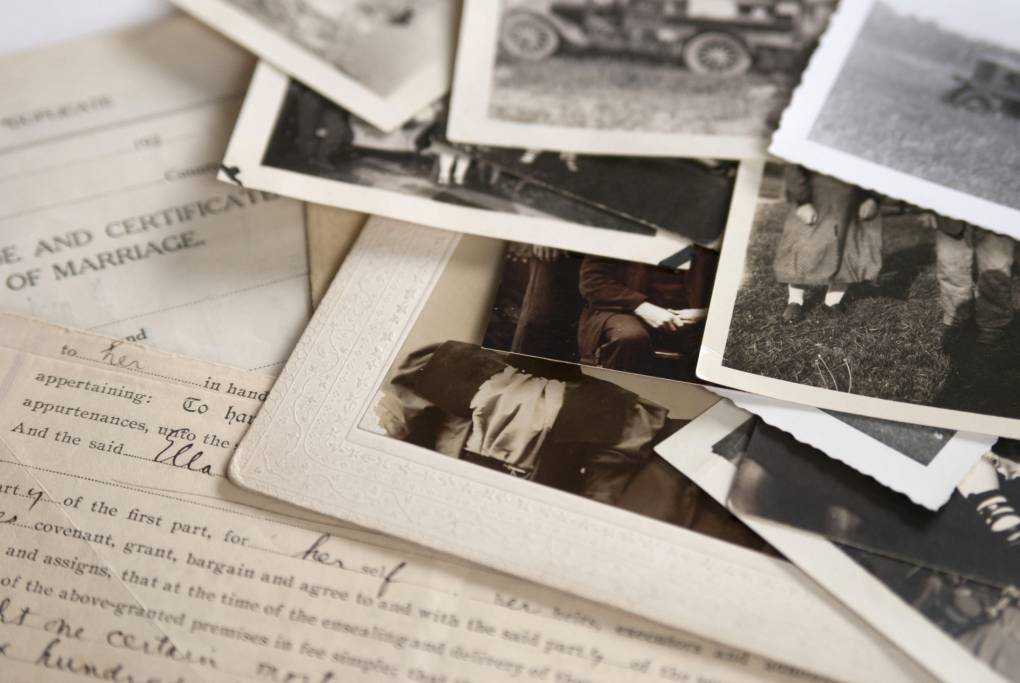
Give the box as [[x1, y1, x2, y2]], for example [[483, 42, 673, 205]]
[[3, 1, 1020, 682]]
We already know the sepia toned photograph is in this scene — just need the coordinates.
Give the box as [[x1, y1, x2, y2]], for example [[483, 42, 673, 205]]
[[698, 160, 1020, 438], [362, 232, 764, 552], [374, 339, 766, 552], [449, 0, 837, 158], [660, 403, 1020, 683], [225, 62, 741, 266], [229, 218, 902, 679], [482, 243, 718, 383], [171, 0, 459, 130], [771, 0, 1020, 240]]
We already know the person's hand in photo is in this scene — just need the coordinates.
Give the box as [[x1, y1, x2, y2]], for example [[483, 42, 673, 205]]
[[635, 302, 678, 332], [669, 308, 708, 327], [795, 203, 818, 225], [858, 197, 880, 221]]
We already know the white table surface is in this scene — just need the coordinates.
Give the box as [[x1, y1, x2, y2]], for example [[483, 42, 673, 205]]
[[0, 0, 174, 57]]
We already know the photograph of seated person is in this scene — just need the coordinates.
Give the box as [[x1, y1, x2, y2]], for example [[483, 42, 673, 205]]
[[375, 340, 768, 553], [484, 243, 717, 384]]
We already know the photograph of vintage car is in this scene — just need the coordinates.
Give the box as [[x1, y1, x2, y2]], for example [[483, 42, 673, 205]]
[[498, 0, 834, 75], [944, 57, 1020, 117], [482, 0, 837, 144], [805, 0, 1020, 214]]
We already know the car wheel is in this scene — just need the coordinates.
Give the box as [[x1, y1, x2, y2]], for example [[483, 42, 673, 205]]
[[499, 12, 561, 61], [953, 91, 994, 114], [683, 32, 752, 76]]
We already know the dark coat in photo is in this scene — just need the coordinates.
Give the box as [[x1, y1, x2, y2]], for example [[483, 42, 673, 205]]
[[510, 253, 584, 362], [577, 249, 716, 373], [773, 166, 883, 286]]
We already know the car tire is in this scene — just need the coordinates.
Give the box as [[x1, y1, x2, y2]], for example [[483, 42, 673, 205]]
[[682, 31, 753, 76], [951, 90, 994, 114], [499, 12, 561, 61]]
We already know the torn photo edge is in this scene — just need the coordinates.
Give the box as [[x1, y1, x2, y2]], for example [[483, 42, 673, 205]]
[[227, 216, 913, 683], [171, 0, 457, 132], [447, 0, 768, 160], [697, 159, 1020, 439], [220, 61, 751, 268], [710, 388, 995, 510], [768, 0, 1020, 241], [656, 401, 1008, 683]]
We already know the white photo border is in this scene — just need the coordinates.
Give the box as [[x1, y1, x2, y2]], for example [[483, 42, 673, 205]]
[[171, 0, 456, 132], [711, 389, 995, 510], [769, 0, 1020, 240]]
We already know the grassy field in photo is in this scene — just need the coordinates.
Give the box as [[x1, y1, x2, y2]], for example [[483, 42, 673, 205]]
[[721, 203, 1020, 420], [490, 55, 790, 136], [810, 33, 1020, 210]]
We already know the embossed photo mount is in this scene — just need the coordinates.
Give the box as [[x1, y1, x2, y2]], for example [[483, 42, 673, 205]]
[[228, 217, 904, 681]]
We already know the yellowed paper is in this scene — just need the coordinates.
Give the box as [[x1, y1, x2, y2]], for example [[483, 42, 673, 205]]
[[305, 205, 367, 309], [0, 313, 835, 682], [0, 17, 308, 372]]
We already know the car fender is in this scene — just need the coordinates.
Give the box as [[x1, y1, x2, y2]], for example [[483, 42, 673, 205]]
[[503, 2, 592, 47]]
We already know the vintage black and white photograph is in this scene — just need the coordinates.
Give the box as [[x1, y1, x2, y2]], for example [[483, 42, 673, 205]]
[[771, 0, 1020, 240], [698, 160, 1020, 438], [482, 243, 717, 383], [726, 419, 1020, 681], [713, 388, 995, 510], [729, 420, 1020, 591], [224, 61, 742, 266], [845, 549, 1020, 683], [659, 403, 1020, 683], [448, 0, 837, 158], [171, 0, 459, 130]]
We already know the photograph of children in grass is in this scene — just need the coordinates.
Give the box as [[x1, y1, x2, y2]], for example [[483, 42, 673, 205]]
[[721, 162, 1020, 421]]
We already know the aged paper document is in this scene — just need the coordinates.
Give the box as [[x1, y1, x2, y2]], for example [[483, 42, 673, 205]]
[[0, 16, 308, 372], [0, 312, 851, 683]]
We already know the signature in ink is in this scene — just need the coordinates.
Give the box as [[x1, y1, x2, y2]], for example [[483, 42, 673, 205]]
[[294, 534, 406, 598], [100, 341, 143, 371], [295, 533, 345, 569], [154, 430, 213, 476]]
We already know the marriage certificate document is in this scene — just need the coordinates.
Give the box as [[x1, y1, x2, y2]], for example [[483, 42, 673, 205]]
[[0, 16, 308, 372]]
